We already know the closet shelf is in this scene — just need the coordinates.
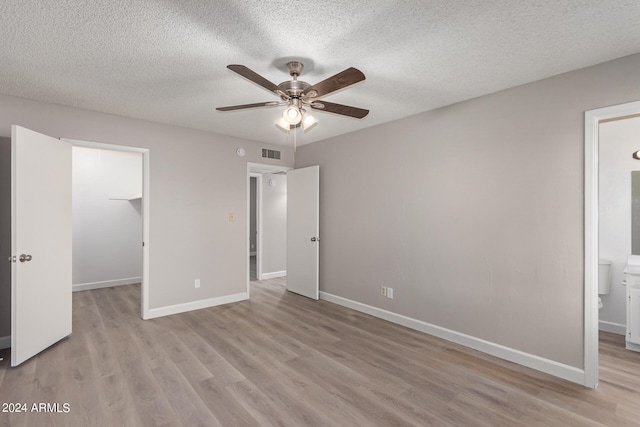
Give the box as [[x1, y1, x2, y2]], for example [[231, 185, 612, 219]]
[[108, 193, 142, 200]]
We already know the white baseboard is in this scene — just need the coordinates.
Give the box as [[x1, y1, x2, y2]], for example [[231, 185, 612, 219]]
[[0, 335, 10, 350], [144, 292, 248, 320], [73, 277, 142, 292], [599, 320, 626, 335], [260, 270, 286, 280], [627, 341, 640, 352], [319, 291, 585, 386]]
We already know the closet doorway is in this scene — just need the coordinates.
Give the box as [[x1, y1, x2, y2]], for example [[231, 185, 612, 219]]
[[72, 146, 143, 292], [66, 138, 150, 318]]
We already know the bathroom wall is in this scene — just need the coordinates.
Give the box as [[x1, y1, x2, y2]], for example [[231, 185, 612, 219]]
[[599, 116, 640, 333]]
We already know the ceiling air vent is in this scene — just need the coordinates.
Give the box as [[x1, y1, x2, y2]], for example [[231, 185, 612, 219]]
[[262, 148, 281, 160]]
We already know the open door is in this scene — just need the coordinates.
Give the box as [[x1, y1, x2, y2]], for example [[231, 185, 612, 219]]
[[286, 165, 319, 300], [11, 125, 72, 366]]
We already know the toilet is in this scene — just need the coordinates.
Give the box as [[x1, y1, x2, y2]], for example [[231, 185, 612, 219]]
[[598, 259, 612, 309]]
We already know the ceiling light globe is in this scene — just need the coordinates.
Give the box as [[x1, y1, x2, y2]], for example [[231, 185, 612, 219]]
[[283, 106, 301, 125]]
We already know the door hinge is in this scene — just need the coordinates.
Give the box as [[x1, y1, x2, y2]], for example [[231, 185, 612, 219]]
[[7, 255, 16, 263]]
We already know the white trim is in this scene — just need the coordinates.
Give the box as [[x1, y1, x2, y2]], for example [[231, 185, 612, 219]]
[[598, 320, 626, 335], [627, 341, 640, 352], [72, 277, 142, 292], [320, 291, 585, 385], [260, 270, 286, 279], [62, 138, 150, 321], [0, 335, 10, 350], [145, 292, 248, 319], [584, 100, 640, 389]]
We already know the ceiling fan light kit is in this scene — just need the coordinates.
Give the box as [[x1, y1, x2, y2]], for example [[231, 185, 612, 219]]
[[283, 101, 302, 125], [217, 60, 368, 135]]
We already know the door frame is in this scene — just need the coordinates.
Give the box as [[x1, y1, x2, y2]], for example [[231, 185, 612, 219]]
[[63, 138, 151, 319], [246, 162, 292, 296], [584, 99, 640, 388]]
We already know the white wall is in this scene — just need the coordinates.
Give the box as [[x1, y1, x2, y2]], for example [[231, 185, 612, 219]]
[[72, 147, 143, 290], [261, 173, 287, 277], [295, 53, 640, 376], [598, 116, 640, 333], [0, 94, 294, 318]]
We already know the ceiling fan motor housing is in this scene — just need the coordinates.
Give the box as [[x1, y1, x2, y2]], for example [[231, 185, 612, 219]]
[[278, 80, 310, 100], [286, 61, 304, 77]]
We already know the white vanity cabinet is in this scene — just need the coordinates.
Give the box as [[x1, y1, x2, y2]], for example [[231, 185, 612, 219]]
[[625, 267, 640, 352]]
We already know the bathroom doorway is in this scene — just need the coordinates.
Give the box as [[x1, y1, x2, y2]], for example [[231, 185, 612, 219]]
[[585, 100, 640, 388], [597, 115, 640, 334]]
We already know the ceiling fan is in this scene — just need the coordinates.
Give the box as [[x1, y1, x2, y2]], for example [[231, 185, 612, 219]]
[[216, 61, 369, 131]]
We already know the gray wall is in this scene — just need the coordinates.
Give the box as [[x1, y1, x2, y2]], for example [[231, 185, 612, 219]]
[[0, 137, 10, 341], [0, 94, 293, 313], [295, 53, 640, 369]]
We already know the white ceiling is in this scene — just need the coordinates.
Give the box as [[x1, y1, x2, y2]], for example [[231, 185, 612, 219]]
[[1, 1, 640, 147]]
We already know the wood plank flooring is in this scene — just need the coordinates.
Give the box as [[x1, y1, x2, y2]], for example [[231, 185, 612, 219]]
[[1, 278, 640, 426]]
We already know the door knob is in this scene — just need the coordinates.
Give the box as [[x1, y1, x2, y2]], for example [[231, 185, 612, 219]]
[[19, 254, 32, 262], [310, 237, 319, 242]]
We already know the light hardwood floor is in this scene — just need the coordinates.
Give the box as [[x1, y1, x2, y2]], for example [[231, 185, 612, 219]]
[[1, 278, 640, 426]]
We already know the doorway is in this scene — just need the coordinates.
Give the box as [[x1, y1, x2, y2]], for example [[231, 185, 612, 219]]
[[71, 146, 143, 292], [65, 138, 150, 319], [584, 100, 640, 388], [247, 163, 290, 296]]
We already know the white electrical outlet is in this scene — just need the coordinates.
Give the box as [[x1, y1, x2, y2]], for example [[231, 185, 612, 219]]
[[195, 279, 201, 288], [380, 286, 387, 297], [387, 287, 393, 299]]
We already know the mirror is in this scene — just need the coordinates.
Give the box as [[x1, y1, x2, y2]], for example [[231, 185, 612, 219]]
[[632, 171, 640, 254]]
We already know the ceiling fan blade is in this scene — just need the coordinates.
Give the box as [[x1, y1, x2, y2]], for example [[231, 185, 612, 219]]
[[216, 101, 282, 111], [304, 67, 365, 98], [227, 65, 288, 98], [310, 101, 369, 119]]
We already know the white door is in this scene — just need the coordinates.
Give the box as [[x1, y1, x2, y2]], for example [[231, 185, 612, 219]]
[[11, 125, 72, 366], [286, 165, 319, 299]]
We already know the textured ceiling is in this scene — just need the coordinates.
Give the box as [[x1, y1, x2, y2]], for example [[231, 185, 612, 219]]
[[1, 1, 640, 146]]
